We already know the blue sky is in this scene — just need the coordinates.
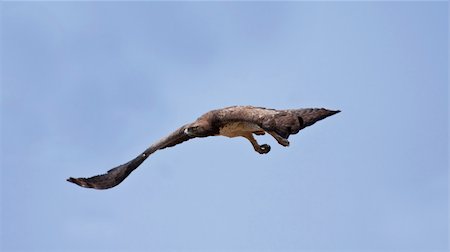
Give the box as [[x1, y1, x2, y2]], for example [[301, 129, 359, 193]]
[[1, 1, 448, 252]]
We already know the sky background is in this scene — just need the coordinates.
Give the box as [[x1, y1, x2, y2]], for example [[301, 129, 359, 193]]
[[1, 1, 448, 252]]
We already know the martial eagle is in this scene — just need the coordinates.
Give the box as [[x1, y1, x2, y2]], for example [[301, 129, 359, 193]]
[[68, 106, 340, 189]]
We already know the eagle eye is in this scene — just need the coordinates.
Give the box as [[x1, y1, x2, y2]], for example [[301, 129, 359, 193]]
[[185, 125, 201, 136]]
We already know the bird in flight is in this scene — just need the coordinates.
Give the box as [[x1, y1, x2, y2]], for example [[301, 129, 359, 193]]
[[67, 106, 340, 189]]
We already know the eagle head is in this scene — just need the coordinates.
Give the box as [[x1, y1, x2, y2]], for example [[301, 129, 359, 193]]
[[184, 121, 212, 137]]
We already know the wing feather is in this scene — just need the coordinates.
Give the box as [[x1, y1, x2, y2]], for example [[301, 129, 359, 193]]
[[67, 124, 193, 189]]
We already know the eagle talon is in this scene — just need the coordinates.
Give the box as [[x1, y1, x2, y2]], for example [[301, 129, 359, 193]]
[[279, 139, 290, 147], [258, 144, 271, 154], [268, 131, 290, 147]]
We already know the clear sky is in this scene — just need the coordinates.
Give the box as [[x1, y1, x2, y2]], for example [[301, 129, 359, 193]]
[[1, 1, 448, 252]]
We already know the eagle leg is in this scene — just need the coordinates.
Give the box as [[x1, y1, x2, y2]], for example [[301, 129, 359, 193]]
[[242, 133, 271, 154], [268, 131, 290, 147]]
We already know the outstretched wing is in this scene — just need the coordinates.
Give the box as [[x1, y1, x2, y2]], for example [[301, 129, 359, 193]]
[[67, 124, 193, 189]]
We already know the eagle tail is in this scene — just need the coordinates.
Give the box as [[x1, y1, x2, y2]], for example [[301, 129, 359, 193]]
[[293, 108, 340, 128]]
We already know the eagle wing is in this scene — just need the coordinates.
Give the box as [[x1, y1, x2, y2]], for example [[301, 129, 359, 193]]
[[67, 124, 193, 189]]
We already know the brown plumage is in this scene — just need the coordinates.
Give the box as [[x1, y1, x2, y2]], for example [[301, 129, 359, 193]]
[[67, 106, 340, 189]]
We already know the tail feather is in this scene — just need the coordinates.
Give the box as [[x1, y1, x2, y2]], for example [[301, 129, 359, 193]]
[[294, 108, 340, 128]]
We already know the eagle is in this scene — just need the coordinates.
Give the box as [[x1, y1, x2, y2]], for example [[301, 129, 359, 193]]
[[67, 106, 340, 189]]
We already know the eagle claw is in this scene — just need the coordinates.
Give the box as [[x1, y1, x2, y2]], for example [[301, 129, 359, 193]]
[[278, 139, 290, 147], [258, 144, 271, 154]]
